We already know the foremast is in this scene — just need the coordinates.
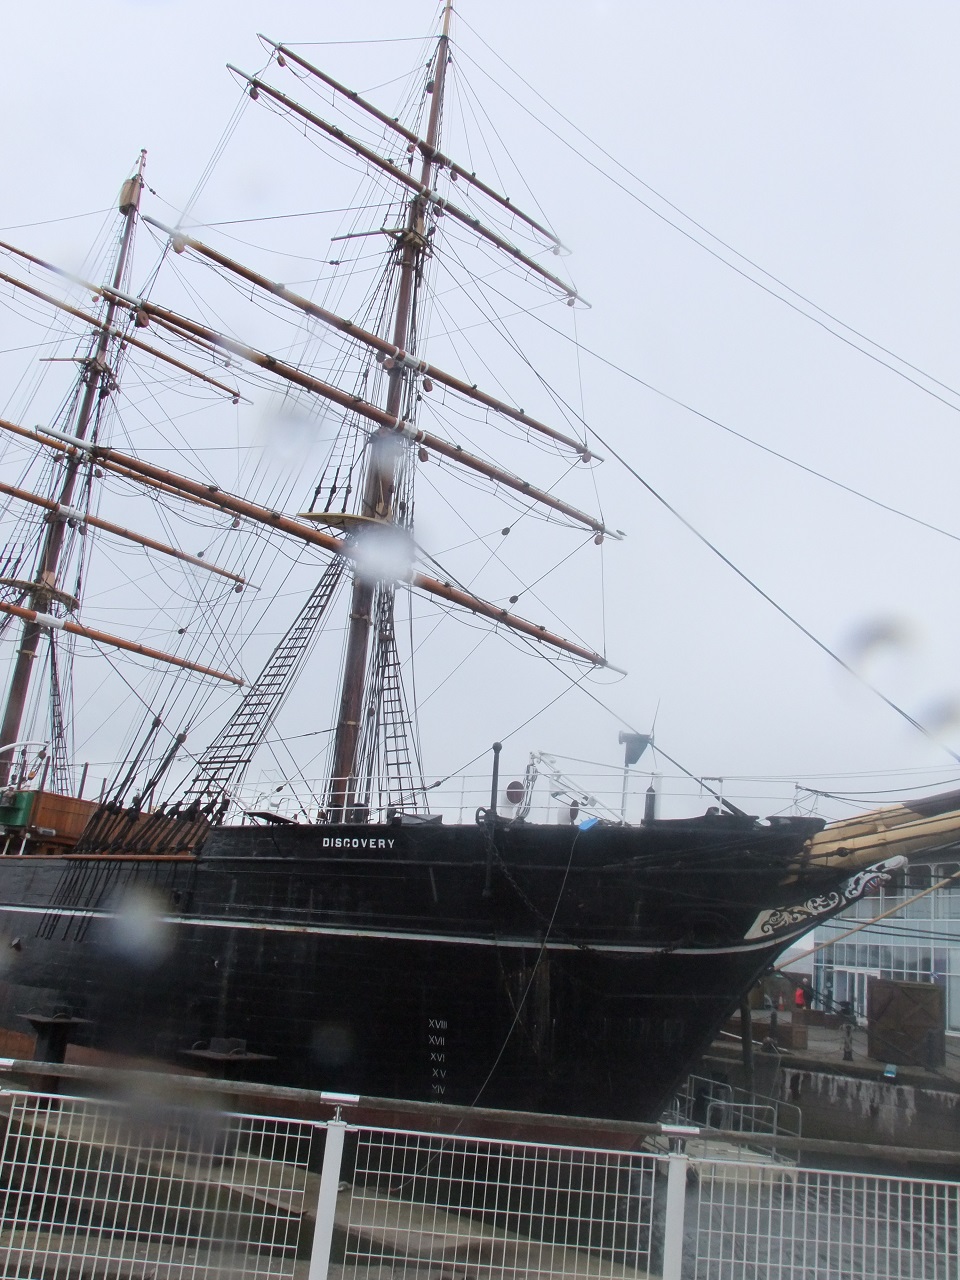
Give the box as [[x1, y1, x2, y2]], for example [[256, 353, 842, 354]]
[[328, 2, 454, 822], [0, 154, 146, 788]]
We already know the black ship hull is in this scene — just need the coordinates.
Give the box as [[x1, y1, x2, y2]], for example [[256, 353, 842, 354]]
[[0, 813, 879, 1121]]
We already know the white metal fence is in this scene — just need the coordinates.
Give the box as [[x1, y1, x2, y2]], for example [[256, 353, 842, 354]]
[[0, 1088, 956, 1279], [682, 1155, 960, 1280], [0, 1090, 315, 1277], [339, 1127, 658, 1279]]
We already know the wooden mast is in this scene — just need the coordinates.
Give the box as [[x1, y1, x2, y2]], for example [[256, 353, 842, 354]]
[[328, 3, 454, 821], [0, 153, 146, 787]]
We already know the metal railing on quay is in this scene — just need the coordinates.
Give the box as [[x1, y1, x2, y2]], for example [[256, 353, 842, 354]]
[[0, 1085, 661, 1280], [683, 1155, 960, 1280], [0, 1088, 316, 1279], [0, 1061, 956, 1279], [663, 1075, 802, 1171]]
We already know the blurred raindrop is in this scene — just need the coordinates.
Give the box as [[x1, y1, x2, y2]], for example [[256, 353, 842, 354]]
[[108, 887, 171, 968], [254, 398, 333, 464], [310, 1021, 355, 1066], [353, 522, 415, 586], [917, 695, 960, 736], [371, 432, 404, 484], [843, 616, 916, 672]]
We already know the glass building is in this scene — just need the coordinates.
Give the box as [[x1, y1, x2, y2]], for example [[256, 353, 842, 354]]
[[812, 859, 960, 1029]]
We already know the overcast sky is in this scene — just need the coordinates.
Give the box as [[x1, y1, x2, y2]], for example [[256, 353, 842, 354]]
[[3, 1, 960, 820]]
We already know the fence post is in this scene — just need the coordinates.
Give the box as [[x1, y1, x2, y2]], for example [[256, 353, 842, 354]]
[[307, 1119, 347, 1280], [661, 1146, 689, 1280]]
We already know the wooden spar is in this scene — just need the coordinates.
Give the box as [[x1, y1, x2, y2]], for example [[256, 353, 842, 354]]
[[226, 67, 585, 305], [403, 429, 606, 532], [105, 290, 609, 534], [259, 37, 563, 249], [98, 433, 611, 666], [91, 459, 231, 515], [0, 479, 246, 586], [0, 416, 612, 669], [0, 252, 244, 402], [3, 241, 605, 527], [0, 600, 243, 685], [0, 415, 239, 517], [410, 574, 615, 665], [0, 411, 331, 535], [126, 297, 397, 422], [0, 416, 230, 517], [145, 218, 596, 461]]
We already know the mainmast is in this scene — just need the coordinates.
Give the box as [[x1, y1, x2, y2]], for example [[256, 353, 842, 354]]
[[328, 3, 453, 821], [0, 153, 146, 787]]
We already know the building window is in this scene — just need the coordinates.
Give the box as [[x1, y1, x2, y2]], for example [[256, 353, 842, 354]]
[[908, 865, 932, 891]]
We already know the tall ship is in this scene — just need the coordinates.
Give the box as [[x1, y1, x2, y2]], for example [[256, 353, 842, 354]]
[[0, 4, 958, 1122]]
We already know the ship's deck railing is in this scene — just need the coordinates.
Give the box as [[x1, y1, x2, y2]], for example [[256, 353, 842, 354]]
[[230, 769, 823, 828], [235, 771, 650, 826], [0, 1070, 956, 1280], [16, 763, 960, 843]]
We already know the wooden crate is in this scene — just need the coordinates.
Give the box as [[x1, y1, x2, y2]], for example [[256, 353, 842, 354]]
[[29, 792, 99, 844], [867, 977, 945, 1067]]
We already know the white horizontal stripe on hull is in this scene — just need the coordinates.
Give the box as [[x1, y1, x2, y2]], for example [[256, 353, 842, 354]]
[[0, 901, 806, 956]]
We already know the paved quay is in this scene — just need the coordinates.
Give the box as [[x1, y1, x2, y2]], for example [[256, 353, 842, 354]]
[[708, 1012, 960, 1090]]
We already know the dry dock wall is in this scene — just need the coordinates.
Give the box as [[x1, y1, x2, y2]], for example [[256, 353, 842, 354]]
[[703, 1049, 960, 1151], [782, 1068, 960, 1149]]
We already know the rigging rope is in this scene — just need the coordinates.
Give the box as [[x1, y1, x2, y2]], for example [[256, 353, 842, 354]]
[[587, 423, 960, 765], [455, 20, 960, 417], [429, 225, 960, 763]]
